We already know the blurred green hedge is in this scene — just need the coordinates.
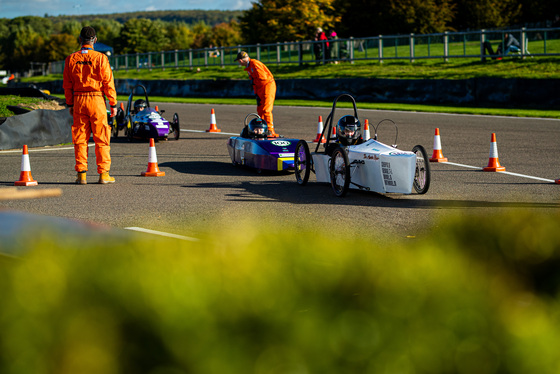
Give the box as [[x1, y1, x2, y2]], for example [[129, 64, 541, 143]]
[[1, 211, 560, 374]]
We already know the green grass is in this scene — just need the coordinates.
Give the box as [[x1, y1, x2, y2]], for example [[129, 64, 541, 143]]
[[23, 57, 560, 81], [0, 95, 49, 117], [10, 57, 560, 119]]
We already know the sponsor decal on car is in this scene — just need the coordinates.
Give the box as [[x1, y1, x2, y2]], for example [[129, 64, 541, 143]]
[[389, 151, 410, 156], [363, 154, 379, 160], [382, 161, 397, 186], [271, 140, 291, 147]]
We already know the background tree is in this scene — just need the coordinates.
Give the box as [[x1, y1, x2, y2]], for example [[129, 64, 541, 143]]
[[44, 33, 77, 61], [116, 18, 170, 53], [204, 21, 243, 48], [332, 0, 391, 37], [6, 25, 46, 71], [60, 20, 82, 40], [166, 22, 195, 50], [239, 0, 341, 43], [190, 21, 212, 49], [388, 0, 455, 34], [89, 18, 123, 47], [451, 0, 522, 30]]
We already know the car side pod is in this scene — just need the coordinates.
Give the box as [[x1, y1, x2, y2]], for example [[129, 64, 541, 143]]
[[141, 138, 165, 177], [483, 133, 506, 172]]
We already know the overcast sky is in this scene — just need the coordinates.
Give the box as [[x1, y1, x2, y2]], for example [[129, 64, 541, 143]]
[[1, 0, 252, 19]]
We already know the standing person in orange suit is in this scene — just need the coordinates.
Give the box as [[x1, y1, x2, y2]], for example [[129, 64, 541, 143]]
[[235, 51, 278, 136], [63, 26, 117, 184]]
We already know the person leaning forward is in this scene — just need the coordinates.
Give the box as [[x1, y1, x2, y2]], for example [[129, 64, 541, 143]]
[[235, 51, 278, 136], [63, 26, 117, 184]]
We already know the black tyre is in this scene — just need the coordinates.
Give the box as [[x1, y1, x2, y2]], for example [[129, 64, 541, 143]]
[[172, 113, 180, 140], [126, 118, 133, 142], [412, 145, 431, 194], [294, 140, 311, 185], [115, 107, 125, 124], [330, 146, 350, 197]]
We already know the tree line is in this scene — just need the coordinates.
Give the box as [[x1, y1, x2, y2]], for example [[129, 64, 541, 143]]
[[1, 0, 558, 73]]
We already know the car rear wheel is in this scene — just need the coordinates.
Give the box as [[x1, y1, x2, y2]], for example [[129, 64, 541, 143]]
[[295, 140, 311, 185], [330, 146, 350, 197], [412, 144, 431, 194], [172, 113, 180, 140]]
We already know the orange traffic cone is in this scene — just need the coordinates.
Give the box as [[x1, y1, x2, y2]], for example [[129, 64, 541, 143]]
[[483, 133, 506, 172], [15, 145, 38, 186], [556, 179, 560, 184], [120, 102, 124, 110], [313, 116, 326, 143], [206, 108, 221, 132], [330, 121, 337, 141], [141, 138, 165, 177], [363, 119, 371, 140], [429, 128, 448, 162], [155, 105, 159, 112]]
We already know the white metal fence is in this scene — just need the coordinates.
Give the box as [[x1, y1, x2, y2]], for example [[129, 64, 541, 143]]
[[49, 27, 560, 74]]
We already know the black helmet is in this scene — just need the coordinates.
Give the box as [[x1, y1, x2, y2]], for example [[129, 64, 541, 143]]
[[248, 117, 268, 138], [336, 115, 361, 146], [134, 99, 147, 112]]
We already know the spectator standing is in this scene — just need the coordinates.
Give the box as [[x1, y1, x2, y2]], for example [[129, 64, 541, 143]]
[[63, 26, 117, 184], [328, 29, 339, 62], [314, 27, 329, 62], [235, 51, 278, 136]]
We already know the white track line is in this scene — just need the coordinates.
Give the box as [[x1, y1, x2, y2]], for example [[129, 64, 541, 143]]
[[0, 144, 94, 154], [125, 227, 199, 241], [441, 161, 556, 183], [182, 129, 239, 136]]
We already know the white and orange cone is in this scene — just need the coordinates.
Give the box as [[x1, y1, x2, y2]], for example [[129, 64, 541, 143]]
[[313, 115, 326, 143], [483, 133, 506, 172], [363, 119, 371, 140], [141, 138, 165, 177], [429, 128, 448, 162], [331, 121, 337, 141], [15, 145, 38, 186], [206, 108, 221, 133]]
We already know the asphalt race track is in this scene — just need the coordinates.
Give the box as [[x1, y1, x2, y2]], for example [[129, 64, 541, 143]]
[[1, 102, 559, 242]]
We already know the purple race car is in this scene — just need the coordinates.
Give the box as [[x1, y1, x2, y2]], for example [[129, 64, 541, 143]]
[[111, 84, 180, 141], [227, 113, 298, 172]]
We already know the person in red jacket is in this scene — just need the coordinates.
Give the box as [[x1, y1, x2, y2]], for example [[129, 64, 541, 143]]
[[235, 51, 278, 136], [63, 26, 117, 184]]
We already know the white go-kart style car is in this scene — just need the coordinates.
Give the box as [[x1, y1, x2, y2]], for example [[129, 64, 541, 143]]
[[294, 94, 431, 197]]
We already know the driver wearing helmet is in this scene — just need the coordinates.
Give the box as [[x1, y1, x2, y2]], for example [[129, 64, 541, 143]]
[[133, 99, 147, 113], [247, 117, 269, 139], [336, 115, 362, 146]]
